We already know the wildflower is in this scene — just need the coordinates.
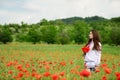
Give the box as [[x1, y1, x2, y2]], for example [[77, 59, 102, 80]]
[[51, 74, 59, 80], [44, 71, 51, 77], [104, 68, 112, 74], [79, 69, 91, 77]]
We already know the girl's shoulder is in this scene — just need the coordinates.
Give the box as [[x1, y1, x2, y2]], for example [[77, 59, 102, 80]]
[[98, 42, 102, 46]]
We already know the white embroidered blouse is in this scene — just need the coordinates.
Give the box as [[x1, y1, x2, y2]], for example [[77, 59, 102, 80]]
[[84, 41, 102, 66]]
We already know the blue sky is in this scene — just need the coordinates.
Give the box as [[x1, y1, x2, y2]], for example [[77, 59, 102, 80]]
[[0, 0, 120, 24]]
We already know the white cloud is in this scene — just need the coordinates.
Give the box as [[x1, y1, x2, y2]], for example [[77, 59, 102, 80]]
[[0, 0, 120, 24]]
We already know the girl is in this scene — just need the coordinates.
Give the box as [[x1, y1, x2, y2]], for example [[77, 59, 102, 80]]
[[82, 30, 102, 72]]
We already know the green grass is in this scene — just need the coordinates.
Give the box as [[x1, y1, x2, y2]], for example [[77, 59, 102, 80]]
[[0, 43, 120, 80], [102, 44, 120, 55]]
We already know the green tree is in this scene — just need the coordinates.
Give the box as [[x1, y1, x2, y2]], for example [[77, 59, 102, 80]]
[[8, 23, 21, 33], [73, 20, 90, 44], [41, 25, 57, 44], [16, 33, 28, 42], [110, 27, 120, 46], [0, 25, 13, 44], [56, 31, 70, 44], [27, 27, 41, 44], [111, 17, 120, 23], [39, 19, 50, 25]]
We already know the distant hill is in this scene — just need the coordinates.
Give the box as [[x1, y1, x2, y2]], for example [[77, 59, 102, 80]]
[[60, 17, 84, 24], [84, 16, 107, 23], [53, 16, 107, 24]]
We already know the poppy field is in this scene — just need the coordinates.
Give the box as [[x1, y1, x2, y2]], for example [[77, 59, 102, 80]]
[[0, 44, 120, 80]]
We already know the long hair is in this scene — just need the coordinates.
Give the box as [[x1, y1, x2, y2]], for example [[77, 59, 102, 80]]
[[86, 30, 101, 51]]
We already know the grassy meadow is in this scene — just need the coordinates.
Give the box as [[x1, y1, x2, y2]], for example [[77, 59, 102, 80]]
[[0, 43, 120, 80]]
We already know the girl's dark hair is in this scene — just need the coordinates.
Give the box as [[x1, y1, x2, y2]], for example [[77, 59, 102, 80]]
[[86, 30, 101, 50]]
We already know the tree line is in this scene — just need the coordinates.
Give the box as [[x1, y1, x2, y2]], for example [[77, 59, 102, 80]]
[[0, 16, 120, 45]]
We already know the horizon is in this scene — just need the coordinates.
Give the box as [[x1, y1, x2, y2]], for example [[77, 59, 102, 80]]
[[0, 15, 119, 25]]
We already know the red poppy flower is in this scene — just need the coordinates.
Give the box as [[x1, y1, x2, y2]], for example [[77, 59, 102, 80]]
[[51, 74, 59, 80], [61, 78, 66, 80], [35, 74, 42, 79], [44, 65, 50, 70], [6, 62, 13, 67], [44, 71, 51, 77], [8, 70, 13, 74], [101, 75, 107, 80], [79, 69, 91, 77], [49, 62, 53, 64], [101, 63, 108, 68], [95, 69, 100, 73], [18, 72, 23, 78], [104, 68, 112, 74], [82, 46, 90, 53], [115, 72, 120, 77], [70, 69, 76, 74], [17, 65, 22, 69], [16, 65, 23, 71], [60, 61, 66, 66], [26, 63, 30, 68], [32, 72, 37, 77], [59, 71, 65, 76], [115, 72, 120, 80], [22, 69, 28, 73], [25, 72, 30, 77], [117, 76, 120, 80]]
